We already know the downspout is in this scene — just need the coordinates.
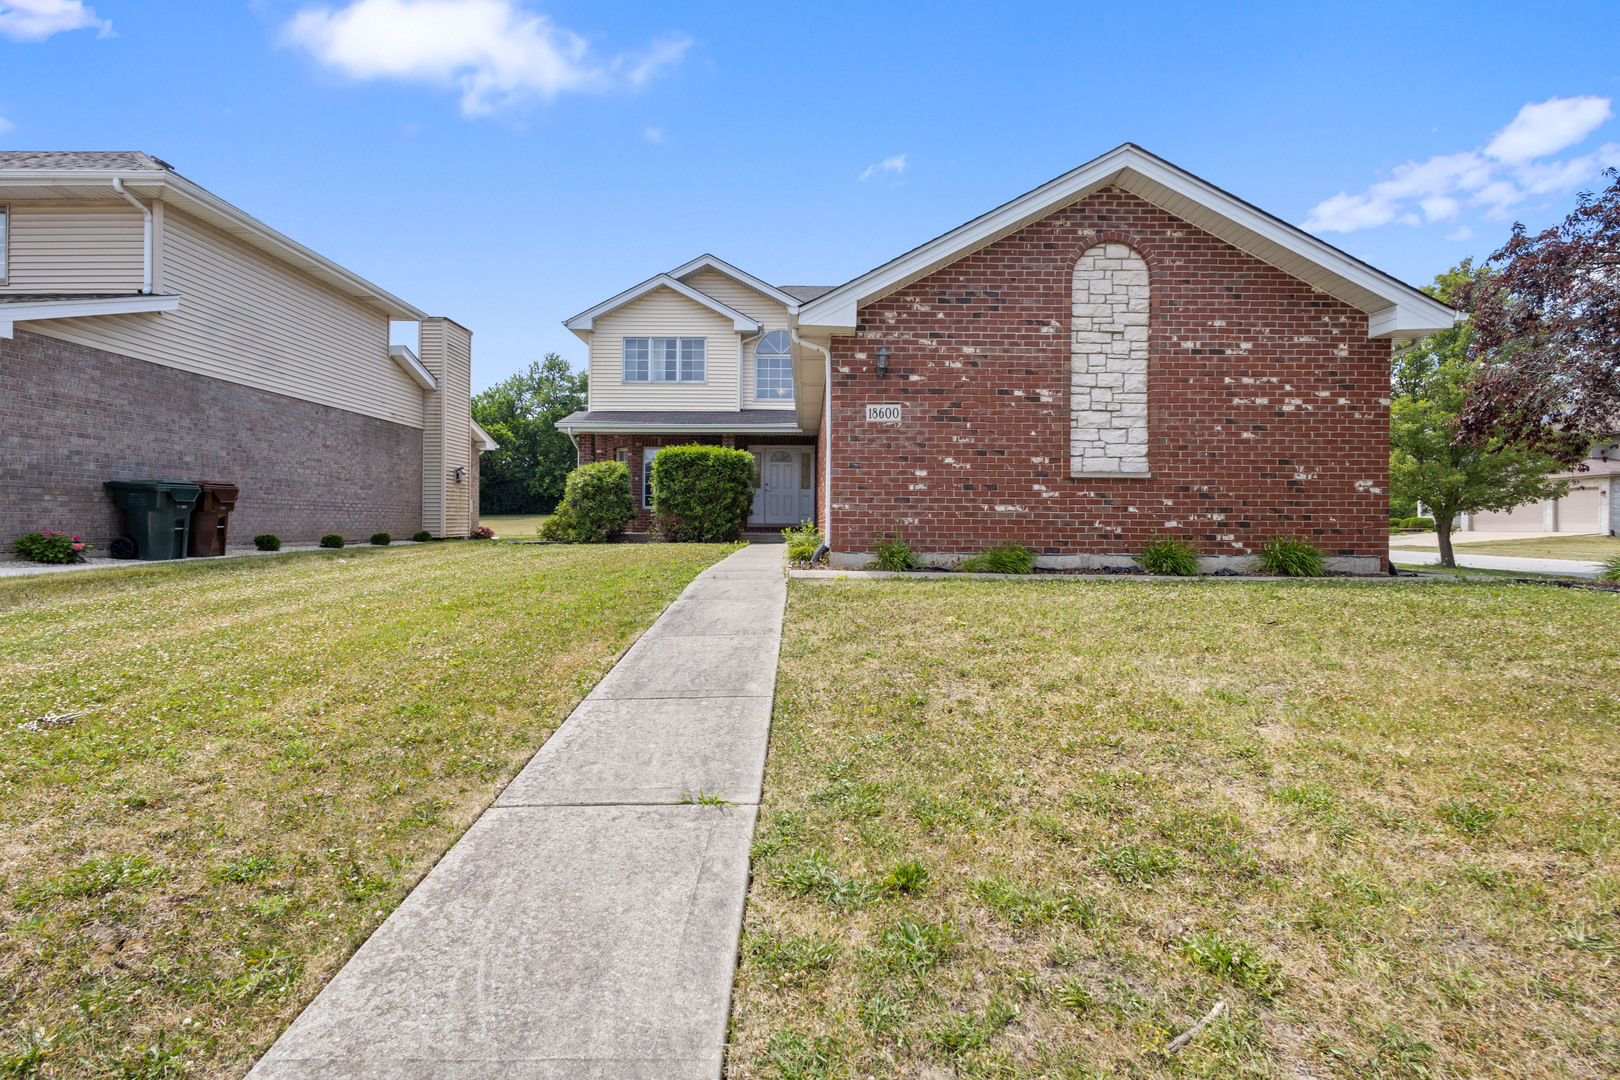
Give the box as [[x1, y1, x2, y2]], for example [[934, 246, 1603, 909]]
[[739, 326, 765, 412], [791, 329, 833, 545], [562, 425, 582, 468], [111, 178, 152, 295]]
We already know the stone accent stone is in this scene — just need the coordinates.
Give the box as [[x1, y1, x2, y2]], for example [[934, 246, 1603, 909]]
[[1070, 242, 1150, 475]]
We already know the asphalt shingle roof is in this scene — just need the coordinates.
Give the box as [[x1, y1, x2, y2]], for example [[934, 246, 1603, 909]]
[[775, 285, 836, 302], [0, 151, 173, 171]]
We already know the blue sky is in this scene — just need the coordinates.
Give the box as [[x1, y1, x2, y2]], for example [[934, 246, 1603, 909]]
[[4, 0, 1618, 391]]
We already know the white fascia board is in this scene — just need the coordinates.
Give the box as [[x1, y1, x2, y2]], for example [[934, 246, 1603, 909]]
[[1368, 304, 1462, 342], [669, 254, 802, 314], [0, 321, 11, 339], [389, 344, 438, 389], [563, 273, 762, 333], [2, 293, 180, 326], [471, 419, 501, 451], [798, 143, 1462, 339]]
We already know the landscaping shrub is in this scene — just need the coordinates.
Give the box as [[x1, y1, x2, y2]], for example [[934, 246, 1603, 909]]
[[319, 534, 345, 549], [471, 525, 494, 539], [1598, 553, 1620, 584], [957, 541, 1036, 574], [1389, 516, 1436, 531], [1135, 534, 1201, 575], [370, 532, 392, 546], [253, 534, 281, 552], [1257, 535, 1326, 576], [872, 524, 920, 571], [540, 460, 636, 542], [11, 531, 89, 564], [412, 530, 432, 543], [782, 520, 825, 563], [651, 445, 755, 542]]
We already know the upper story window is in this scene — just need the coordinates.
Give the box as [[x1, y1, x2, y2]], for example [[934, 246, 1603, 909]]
[[623, 337, 706, 382], [754, 329, 794, 401]]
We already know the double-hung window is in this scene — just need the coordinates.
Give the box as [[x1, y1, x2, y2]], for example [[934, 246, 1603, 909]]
[[754, 329, 794, 400], [622, 337, 706, 382]]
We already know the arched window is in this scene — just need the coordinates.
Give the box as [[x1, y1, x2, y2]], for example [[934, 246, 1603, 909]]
[[1071, 243, 1149, 476], [754, 329, 794, 401]]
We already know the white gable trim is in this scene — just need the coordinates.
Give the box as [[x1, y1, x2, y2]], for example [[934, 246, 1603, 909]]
[[471, 419, 501, 451], [797, 144, 1460, 341], [669, 254, 802, 314], [389, 344, 438, 390], [564, 273, 763, 333]]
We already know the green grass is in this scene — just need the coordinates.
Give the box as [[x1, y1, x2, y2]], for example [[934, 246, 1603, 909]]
[[1389, 533, 1620, 561], [477, 514, 552, 538], [0, 541, 732, 1079], [730, 577, 1620, 1078]]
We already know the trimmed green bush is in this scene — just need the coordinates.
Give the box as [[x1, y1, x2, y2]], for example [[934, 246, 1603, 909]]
[[411, 530, 432, 543], [253, 534, 281, 552], [651, 445, 755, 542], [782, 520, 825, 563], [11, 531, 89, 564], [370, 532, 392, 546], [1389, 516, 1436, 531], [1135, 535, 1201, 575], [957, 542, 1036, 575], [540, 460, 636, 542], [1257, 535, 1326, 576], [872, 524, 920, 571], [319, 534, 345, 549]]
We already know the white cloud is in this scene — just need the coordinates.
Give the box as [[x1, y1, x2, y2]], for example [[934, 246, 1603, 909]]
[[0, 0, 110, 42], [860, 154, 907, 181], [0, 115, 13, 136], [642, 126, 664, 143], [282, 0, 690, 116], [1304, 96, 1620, 233], [1446, 226, 1474, 242]]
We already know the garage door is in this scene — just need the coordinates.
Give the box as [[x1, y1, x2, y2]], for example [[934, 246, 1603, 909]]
[[1472, 500, 1547, 531], [1557, 486, 1604, 533]]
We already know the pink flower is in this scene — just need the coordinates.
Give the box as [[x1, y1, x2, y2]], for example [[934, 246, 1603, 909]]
[[72, 543, 85, 551]]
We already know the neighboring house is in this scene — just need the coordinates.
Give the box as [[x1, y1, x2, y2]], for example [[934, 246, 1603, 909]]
[[0, 152, 496, 549], [1458, 442, 1619, 535], [565, 143, 1459, 571]]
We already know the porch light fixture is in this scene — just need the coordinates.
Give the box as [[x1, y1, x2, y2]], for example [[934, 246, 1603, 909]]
[[453, 466, 467, 484], [875, 347, 890, 378]]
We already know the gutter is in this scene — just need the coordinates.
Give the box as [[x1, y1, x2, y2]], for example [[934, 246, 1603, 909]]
[[111, 178, 152, 294], [791, 330, 834, 545]]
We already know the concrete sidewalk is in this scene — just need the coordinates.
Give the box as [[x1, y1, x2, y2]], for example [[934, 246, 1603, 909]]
[[249, 544, 786, 1080], [1390, 548, 1605, 578]]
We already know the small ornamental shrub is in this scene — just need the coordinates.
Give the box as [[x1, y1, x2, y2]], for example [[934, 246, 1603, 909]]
[[1598, 553, 1620, 583], [11, 531, 90, 564], [1135, 535, 1201, 575], [541, 460, 636, 542], [471, 525, 494, 539], [957, 541, 1036, 575], [1257, 535, 1326, 577], [412, 530, 433, 543], [651, 446, 755, 542], [782, 520, 825, 563], [370, 532, 392, 546], [872, 524, 920, 571], [319, 534, 345, 549], [253, 534, 281, 552]]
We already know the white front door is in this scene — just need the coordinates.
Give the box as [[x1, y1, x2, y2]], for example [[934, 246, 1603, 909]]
[[763, 450, 798, 523]]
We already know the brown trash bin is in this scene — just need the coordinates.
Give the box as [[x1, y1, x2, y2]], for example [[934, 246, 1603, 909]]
[[187, 482, 240, 557]]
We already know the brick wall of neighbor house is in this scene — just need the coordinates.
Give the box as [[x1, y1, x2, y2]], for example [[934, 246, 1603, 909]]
[[1, 329, 422, 548], [580, 432, 815, 533], [828, 186, 1390, 569]]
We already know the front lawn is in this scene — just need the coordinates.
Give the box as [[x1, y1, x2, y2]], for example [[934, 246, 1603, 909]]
[[0, 541, 732, 1079], [1390, 533, 1620, 561], [478, 514, 552, 538], [730, 579, 1619, 1078]]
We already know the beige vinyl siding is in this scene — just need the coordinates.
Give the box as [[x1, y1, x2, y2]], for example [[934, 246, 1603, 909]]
[[0, 201, 145, 293], [588, 286, 741, 411], [22, 204, 425, 429], [418, 318, 474, 538], [683, 270, 795, 410]]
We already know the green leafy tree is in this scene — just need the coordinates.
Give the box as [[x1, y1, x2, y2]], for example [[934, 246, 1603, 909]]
[[471, 354, 587, 514], [1391, 264, 1567, 568]]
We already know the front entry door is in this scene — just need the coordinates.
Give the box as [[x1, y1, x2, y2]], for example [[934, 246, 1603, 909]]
[[763, 450, 798, 523]]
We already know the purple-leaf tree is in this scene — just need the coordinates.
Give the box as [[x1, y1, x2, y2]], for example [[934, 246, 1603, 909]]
[[1455, 168, 1620, 465]]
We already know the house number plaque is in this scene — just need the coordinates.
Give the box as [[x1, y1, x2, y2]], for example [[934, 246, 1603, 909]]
[[865, 403, 903, 423]]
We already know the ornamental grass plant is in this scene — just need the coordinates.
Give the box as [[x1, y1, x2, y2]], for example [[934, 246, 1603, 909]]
[[1134, 535, 1201, 576], [1256, 535, 1326, 577]]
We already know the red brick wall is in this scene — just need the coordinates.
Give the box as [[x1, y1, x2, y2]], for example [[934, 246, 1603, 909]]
[[2, 329, 423, 548], [828, 186, 1391, 567]]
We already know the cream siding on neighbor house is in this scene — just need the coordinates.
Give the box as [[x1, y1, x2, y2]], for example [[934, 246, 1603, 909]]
[[418, 318, 474, 537], [0, 201, 145, 293], [587, 285, 741, 411], [683, 270, 795, 409], [20, 203, 425, 429]]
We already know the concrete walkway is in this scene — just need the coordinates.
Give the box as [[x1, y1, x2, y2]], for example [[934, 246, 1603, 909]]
[[1389, 548, 1605, 578], [249, 544, 786, 1080]]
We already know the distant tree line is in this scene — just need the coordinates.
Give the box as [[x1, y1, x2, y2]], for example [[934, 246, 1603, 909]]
[[471, 354, 586, 515]]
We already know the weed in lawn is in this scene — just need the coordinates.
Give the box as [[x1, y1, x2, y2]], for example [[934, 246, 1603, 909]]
[[882, 858, 929, 893], [210, 853, 277, 884], [776, 850, 880, 909], [763, 1030, 841, 1080], [856, 992, 908, 1035], [878, 917, 957, 976], [972, 877, 1095, 927], [674, 789, 737, 806], [1179, 931, 1284, 998], [1093, 843, 1179, 883], [1052, 978, 1099, 1014], [926, 999, 1016, 1056], [748, 931, 840, 982], [1437, 798, 1501, 836]]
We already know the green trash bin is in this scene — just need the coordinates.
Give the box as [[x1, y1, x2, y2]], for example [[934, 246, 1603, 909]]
[[104, 480, 202, 561]]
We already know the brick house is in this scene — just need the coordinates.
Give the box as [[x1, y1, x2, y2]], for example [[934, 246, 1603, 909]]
[[565, 144, 1457, 571], [0, 152, 495, 549]]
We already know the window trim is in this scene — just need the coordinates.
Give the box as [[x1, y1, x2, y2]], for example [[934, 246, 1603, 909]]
[[641, 447, 660, 509], [753, 328, 794, 401], [621, 336, 708, 384]]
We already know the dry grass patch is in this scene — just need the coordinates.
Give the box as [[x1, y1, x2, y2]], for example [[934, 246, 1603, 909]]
[[729, 578, 1619, 1079], [0, 541, 731, 1079]]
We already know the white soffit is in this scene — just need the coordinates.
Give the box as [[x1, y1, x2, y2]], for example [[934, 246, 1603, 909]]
[[797, 144, 1460, 340], [669, 254, 802, 313], [389, 344, 438, 390], [563, 273, 763, 333], [0, 293, 180, 337]]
